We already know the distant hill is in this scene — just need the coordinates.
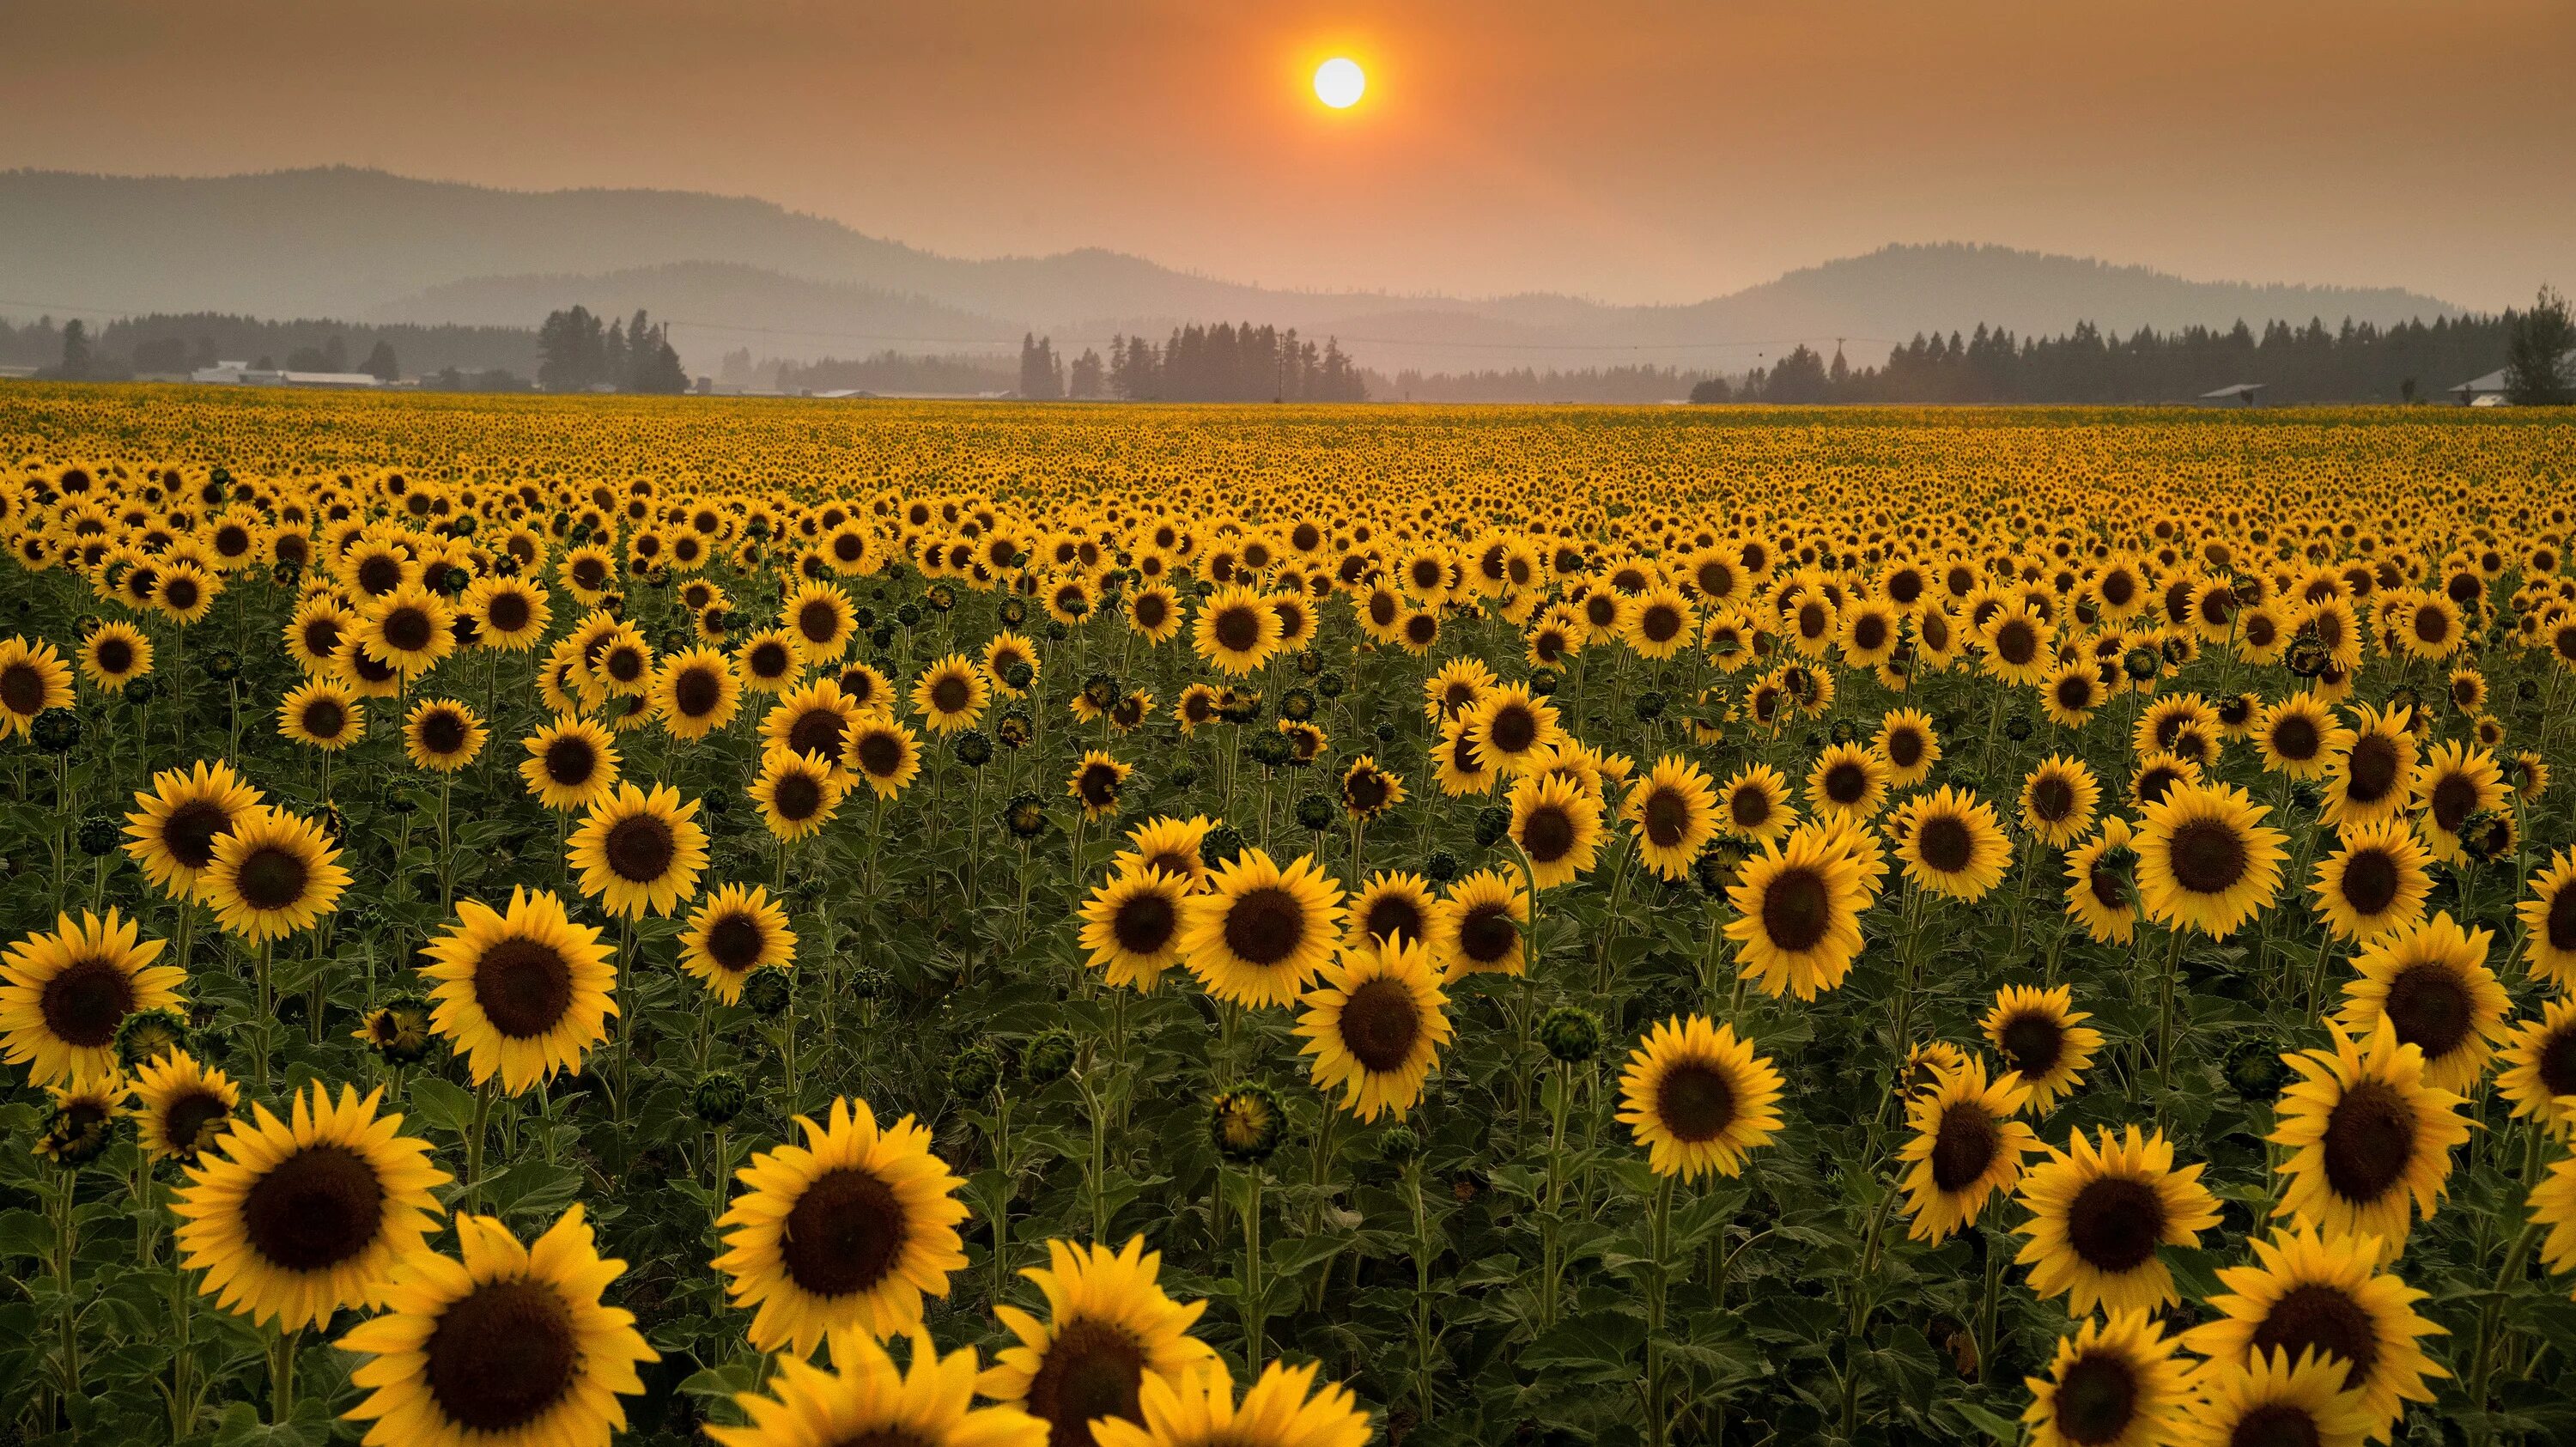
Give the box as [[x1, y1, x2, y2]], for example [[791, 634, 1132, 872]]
[[0, 167, 2464, 371]]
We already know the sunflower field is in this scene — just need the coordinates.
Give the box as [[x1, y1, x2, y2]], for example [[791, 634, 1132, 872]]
[[0, 384, 2573, 1447]]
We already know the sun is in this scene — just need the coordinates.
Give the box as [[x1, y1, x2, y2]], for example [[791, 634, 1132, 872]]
[[1314, 57, 1366, 109]]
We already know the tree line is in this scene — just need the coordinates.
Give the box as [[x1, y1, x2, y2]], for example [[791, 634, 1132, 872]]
[[535, 307, 690, 393], [1015, 324, 1366, 401], [0, 313, 539, 382], [1708, 294, 2567, 405]]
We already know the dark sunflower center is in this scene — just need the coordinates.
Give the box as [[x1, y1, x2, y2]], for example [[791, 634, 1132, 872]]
[[772, 771, 824, 820], [2228, 1404, 2324, 1447], [2345, 735, 2400, 803], [382, 606, 434, 653], [544, 738, 598, 786], [2272, 715, 2320, 760], [1078, 765, 1120, 808], [2321, 1079, 2416, 1204], [242, 1143, 385, 1271], [1023, 1317, 1149, 1447], [301, 617, 344, 659], [2379, 963, 2472, 1061], [1996, 621, 2038, 665], [163, 578, 201, 610], [1643, 605, 1682, 642], [1112, 891, 1178, 956], [2057, 674, 2096, 710], [2066, 1176, 2165, 1273], [1224, 886, 1304, 967], [355, 555, 404, 594], [0, 664, 45, 714], [161, 799, 231, 869], [928, 675, 969, 714], [2428, 774, 2479, 833], [96, 637, 133, 672], [782, 1165, 908, 1298], [1134, 596, 1168, 629], [605, 649, 644, 684], [1405, 613, 1438, 646], [1886, 728, 1922, 768], [1999, 1012, 2064, 1079], [1824, 762, 1868, 805], [1729, 787, 1772, 829], [1929, 1103, 2001, 1193], [163, 1091, 230, 1156], [2032, 777, 2075, 822], [1521, 805, 1576, 863], [789, 709, 848, 764], [1213, 606, 1261, 653], [303, 699, 348, 739], [1340, 977, 1424, 1073], [1487, 704, 1536, 754], [2167, 818, 2249, 895], [798, 599, 840, 642], [602, 814, 677, 883], [1459, 903, 1517, 964], [419, 709, 467, 755], [2536, 1025, 2576, 1098], [1363, 894, 1425, 948], [750, 641, 791, 678], [1850, 614, 1886, 652], [1917, 815, 1974, 874], [473, 936, 575, 1037], [2339, 849, 2401, 916], [2251, 1284, 2379, 1389], [235, 844, 312, 911], [1346, 772, 1389, 811], [1643, 789, 1691, 848], [425, 1278, 580, 1432], [2050, 1351, 2140, 1446], [1655, 1061, 1740, 1143], [2089, 859, 2129, 910], [39, 956, 135, 1047], [674, 666, 723, 718], [486, 592, 531, 632], [1759, 866, 1832, 953]]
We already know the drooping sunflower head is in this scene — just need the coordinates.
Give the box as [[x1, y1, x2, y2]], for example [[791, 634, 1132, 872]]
[[1179, 848, 1345, 1008], [1615, 1014, 1786, 1182], [170, 1082, 451, 1330], [977, 1236, 1217, 1447], [337, 1204, 659, 1447]]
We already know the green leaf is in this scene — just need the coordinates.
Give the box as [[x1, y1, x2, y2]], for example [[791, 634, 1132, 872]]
[[1950, 1400, 2025, 1443]]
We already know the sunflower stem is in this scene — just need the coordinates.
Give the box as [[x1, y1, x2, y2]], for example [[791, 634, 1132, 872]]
[[1242, 1165, 1266, 1363], [464, 1075, 497, 1213], [1644, 1173, 1675, 1447], [266, 1326, 300, 1423]]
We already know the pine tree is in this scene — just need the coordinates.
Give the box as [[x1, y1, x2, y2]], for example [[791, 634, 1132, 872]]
[[2505, 286, 2574, 405]]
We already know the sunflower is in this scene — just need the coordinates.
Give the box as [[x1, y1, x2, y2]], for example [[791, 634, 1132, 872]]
[[567, 783, 709, 919], [520, 716, 622, 813], [154, 561, 222, 624], [2536, 1154, 2576, 1284], [1068, 749, 1133, 821], [2133, 780, 2287, 938], [2041, 661, 2106, 728], [203, 806, 350, 941], [1087, 1359, 1367, 1447], [1112, 815, 1215, 891], [404, 697, 487, 773], [681, 884, 796, 1005], [2408, 739, 2507, 864], [1725, 824, 1870, 1000], [0, 909, 183, 1085], [767, 678, 867, 776], [2310, 819, 2433, 944], [2179, 1224, 2447, 1432], [753, 745, 848, 842], [1173, 684, 1222, 737], [2020, 756, 2101, 848], [2271, 1018, 2471, 1257], [2332, 911, 2507, 1095], [785, 581, 859, 662], [1618, 755, 1716, 881], [1508, 770, 1603, 890], [285, 596, 358, 673], [1080, 866, 1192, 992], [34, 1073, 125, 1163], [913, 654, 991, 735], [279, 679, 364, 751], [1466, 679, 1564, 772], [2065, 817, 2142, 945], [1431, 711, 1498, 797], [77, 619, 152, 690], [1615, 1014, 1785, 1181], [1431, 867, 1528, 981], [738, 628, 808, 694], [2172, 1349, 2378, 1447], [586, 625, 655, 699], [1871, 708, 1941, 788], [1337, 755, 1404, 821], [1423, 657, 1496, 723], [2496, 998, 2576, 1138], [2521, 848, 2576, 989], [709, 1325, 1046, 1447], [1805, 742, 1890, 821], [337, 1204, 657, 1447], [715, 1096, 972, 1357], [1893, 786, 2012, 901], [1180, 848, 1345, 1008], [0, 635, 74, 735], [1898, 1055, 2038, 1241], [978, 1237, 1217, 1447], [1983, 984, 2104, 1114], [1296, 936, 1451, 1122], [2022, 1311, 2190, 1447], [359, 582, 457, 676], [1193, 584, 1281, 675], [128, 1049, 239, 1163], [2321, 705, 2417, 830], [461, 575, 550, 650], [170, 1082, 450, 1330], [1124, 585, 1185, 647], [653, 645, 744, 740], [1981, 604, 2055, 686], [125, 758, 264, 898], [2013, 1125, 2221, 1316], [421, 887, 620, 1093], [1717, 763, 1795, 843]]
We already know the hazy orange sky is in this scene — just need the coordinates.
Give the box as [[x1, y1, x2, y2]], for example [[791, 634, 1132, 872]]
[[6, 0, 2570, 309]]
